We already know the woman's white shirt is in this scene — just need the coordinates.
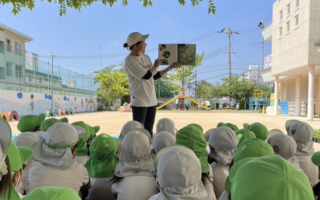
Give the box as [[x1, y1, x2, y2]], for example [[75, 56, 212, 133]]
[[124, 54, 157, 107]]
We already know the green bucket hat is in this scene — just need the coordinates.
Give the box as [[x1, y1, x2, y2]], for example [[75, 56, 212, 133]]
[[234, 138, 274, 162], [217, 122, 239, 131], [176, 124, 210, 173], [312, 151, 320, 166], [71, 121, 91, 156], [18, 113, 46, 132], [243, 122, 268, 141], [235, 129, 256, 146], [3, 142, 33, 200], [225, 157, 255, 193], [23, 187, 81, 200], [40, 118, 66, 132], [87, 125, 100, 137], [93, 126, 100, 134], [60, 117, 68, 123], [231, 155, 314, 200], [85, 134, 118, 178]]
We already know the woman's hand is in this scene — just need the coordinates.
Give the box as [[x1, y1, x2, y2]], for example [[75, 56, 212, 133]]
[[154, 59, 163, 67], [170, 62, 182, 69]]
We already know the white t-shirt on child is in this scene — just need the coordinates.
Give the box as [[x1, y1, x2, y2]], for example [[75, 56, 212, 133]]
[[211, 162, 230, 199], [111, 176, 158, 200], [296, 155, 319, 186], [28, 162, 89, 194], [124, 54, 157, 107], [74, 156, 89, 166], [87, 177, 115, 200]]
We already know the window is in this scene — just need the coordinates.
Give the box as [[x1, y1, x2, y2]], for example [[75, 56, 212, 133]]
[[15, 42, 21, 53], [279, 27, 283, 36], [0, 67, 5, 79], [287, 21, 290, 32], [6, 39, 11, 51], [6, 63, 12, 76], [295, 15, 299, 26], [296, 0, 299, 7], [15, 65, 23, 78], [287, 4, 291, 15], [280, 10, 283, 21], [39, 77, 42, 83], [28, 75, 32, 82]]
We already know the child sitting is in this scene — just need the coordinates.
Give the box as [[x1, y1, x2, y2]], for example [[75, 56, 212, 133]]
[[13, 132, 41, 194], [17, 114, 46, 133], [111, 131, 158, 200], [149, 145, 209, 200], [28, 123, 91, 197], [85, 134, 118, 200], [156, 118, 176, 136], [151, 131, 176, 155]]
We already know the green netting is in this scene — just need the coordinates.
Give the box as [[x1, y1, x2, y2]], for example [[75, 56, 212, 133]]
[[0, 46, 99, 97]]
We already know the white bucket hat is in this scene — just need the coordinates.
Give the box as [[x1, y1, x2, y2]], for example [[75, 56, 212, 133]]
[[13, 132, 41, 149], [266, 129, 284, 144], [156, 118, 176, 135], [32, 123, 85, 169], [119, 120, 144, 141], [152, 131, 176, 154], [285, 119, 299, 133], [156, 146, 209, 200], [34, 131, 46, 140], [288, 121, 314, 156], [115, 130, 154, 177], [0, 119, 12, 181], [126, 32, 149, 48], [208, 126, 238, 165], [269, 134, 300, 168]]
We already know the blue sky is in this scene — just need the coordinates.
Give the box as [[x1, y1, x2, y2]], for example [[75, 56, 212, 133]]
[[1, 0, 274, 84]]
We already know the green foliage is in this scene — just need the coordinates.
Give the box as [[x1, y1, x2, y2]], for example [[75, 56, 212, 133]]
[[314, 129, 320, 140], [218, 75, 258, 104], [155, 76, 179, 98], [196, 80, 216, 99], [169, 52, 204, 90], [94, 65, 129, 106], [1, 0, 216, 16]]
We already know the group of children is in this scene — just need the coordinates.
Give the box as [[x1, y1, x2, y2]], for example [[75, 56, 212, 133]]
[[0, 114, 319, 200]]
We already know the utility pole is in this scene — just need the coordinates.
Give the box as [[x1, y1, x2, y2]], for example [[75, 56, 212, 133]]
[[258, 20, 265, 85], [100, 45, 103, 70], [218, 27, 239, 77], [194, 70, 197, 100]]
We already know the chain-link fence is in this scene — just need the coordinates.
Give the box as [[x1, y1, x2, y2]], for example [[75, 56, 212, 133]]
[[0, 46, 99, 97]]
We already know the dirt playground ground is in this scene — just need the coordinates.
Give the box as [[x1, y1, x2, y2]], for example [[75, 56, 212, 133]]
[[8, 110, 320, 151]]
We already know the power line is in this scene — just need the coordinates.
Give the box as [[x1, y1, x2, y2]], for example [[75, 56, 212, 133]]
[[36, 28, 259, 59]]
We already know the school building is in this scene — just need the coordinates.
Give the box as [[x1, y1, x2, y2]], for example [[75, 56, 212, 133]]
[[261, 0, 320, 120]]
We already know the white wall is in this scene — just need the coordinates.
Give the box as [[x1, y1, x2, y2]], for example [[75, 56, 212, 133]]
[[0, 89, 97, 117]]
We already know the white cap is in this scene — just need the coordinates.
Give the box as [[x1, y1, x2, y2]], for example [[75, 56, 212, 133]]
[[208, 126, 238, 165], [126, 32, 149, 48], [115, 130, 154, 177], [119, 121, 144, 141], [156, 118, 176, 135], [267, 129, 284, 144], [32, 123, 85, 169], [152, 131, 176, 153], [13, 132, 41, 148], [157, 146, 208, 199], [270, 134, 297, 159], [288, 121, 314, 155]]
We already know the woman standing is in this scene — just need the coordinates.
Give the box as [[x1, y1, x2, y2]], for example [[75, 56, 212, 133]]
[[123, 32, 181, 137]]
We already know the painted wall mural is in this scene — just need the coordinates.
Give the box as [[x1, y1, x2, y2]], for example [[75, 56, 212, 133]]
[[0, 90, 97, 121]]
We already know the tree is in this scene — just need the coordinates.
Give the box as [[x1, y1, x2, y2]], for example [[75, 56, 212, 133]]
[[2, 0, 216, 16], [196, 80, 216, 99], [169, 52, 204, 92], [218, 76, 257, 105], [94, 65, 129, 108], [154, 77, 179, 99]]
